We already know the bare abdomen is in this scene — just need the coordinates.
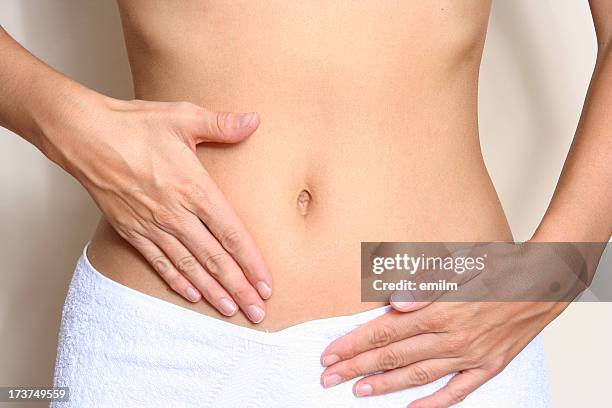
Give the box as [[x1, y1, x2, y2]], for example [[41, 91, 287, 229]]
[[88, 0, 503, 330], [88, 97, 511, 331]]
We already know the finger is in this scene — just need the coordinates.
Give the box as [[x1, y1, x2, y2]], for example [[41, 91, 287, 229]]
[[321, 309, 428, 366], [187, 181, 273, 300], [321, 333, 443, 386], [188, 108, 260, 144], [352, 358, 462, 398], [407, 368, 490, 408], [154, 222, 266, 323], [388, 270, 449, 312], [369, 242, 457, 312], [390, 297, 432, 313], [151, 229, 240, 317], [390, 248, 484, 313], [125, 231, 202, 303]]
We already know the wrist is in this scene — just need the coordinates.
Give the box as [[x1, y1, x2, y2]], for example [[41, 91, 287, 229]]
[[0, 29, 115, 169], [35, 81, 116, 173]]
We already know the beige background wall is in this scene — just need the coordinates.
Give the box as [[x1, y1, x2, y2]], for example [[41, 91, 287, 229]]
[[0, 1, 610, 407]]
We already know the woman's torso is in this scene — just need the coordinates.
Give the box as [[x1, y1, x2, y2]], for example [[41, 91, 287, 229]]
[[88, 0, 510, 331]]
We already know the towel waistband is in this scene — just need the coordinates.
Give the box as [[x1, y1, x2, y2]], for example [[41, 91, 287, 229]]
[[79, 243, 391, 346]]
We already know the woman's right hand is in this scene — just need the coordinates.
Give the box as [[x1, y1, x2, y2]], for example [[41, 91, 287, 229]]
[[45, 96, 272, 323]]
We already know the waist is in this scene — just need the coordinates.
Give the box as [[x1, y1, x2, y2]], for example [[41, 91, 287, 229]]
[[88, 127, 511, 330], [56, 250, 548, 406]]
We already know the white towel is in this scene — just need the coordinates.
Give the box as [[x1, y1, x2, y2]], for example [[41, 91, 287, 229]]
[[52, 245, 551, 407]]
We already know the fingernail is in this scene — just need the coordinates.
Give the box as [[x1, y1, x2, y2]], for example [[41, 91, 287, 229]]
[[321, 354, 340, 367], [247, 304, 265, 323], [354, 383, 373, 397], [392, 301, 414, 310], [255, 281, 272, 299], [186, 287, 201, 302], [390, 291, 414, 310], [390, 291, 414, 303], [219, 298, 237, 316], [237, 112, 257, 128], [322, 374, 342, 388]]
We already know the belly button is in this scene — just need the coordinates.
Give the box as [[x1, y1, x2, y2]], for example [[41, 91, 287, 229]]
[[297, 189, 312, 216]]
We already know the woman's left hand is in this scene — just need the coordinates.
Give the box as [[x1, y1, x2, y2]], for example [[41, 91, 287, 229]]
[[320, 300, 565, 407]]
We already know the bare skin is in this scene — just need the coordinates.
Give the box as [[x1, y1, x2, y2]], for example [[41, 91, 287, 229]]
[[87, 0, 509, 331], [320, 1, 612, 405], [2, 1, 610, 406]]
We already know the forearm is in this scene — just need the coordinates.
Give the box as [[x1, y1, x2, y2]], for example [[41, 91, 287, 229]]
[[0, 27, 273, 318], [0, 26, 106, 170], [533, 46, 612, 242]]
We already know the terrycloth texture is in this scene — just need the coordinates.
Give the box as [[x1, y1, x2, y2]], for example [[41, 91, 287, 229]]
[[52, 245, 551, 408]]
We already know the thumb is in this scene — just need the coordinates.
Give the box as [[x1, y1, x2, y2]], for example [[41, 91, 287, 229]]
[[191, 110, 260, 144], [390, 291, 432, 312]]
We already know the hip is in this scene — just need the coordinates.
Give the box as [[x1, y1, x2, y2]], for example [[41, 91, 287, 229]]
[[53, 251, 549, 408]]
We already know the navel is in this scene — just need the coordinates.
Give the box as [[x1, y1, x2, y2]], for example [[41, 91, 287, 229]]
[[297, 189, 312, 216]]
